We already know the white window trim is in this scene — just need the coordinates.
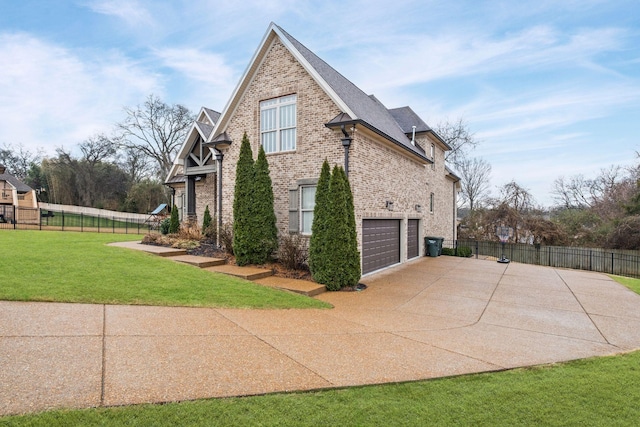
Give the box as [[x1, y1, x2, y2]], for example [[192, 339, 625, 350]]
[[260, 94, 297, 153]]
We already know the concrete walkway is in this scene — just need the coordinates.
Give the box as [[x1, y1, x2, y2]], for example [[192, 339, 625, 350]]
[[2, 256, 640, 416]]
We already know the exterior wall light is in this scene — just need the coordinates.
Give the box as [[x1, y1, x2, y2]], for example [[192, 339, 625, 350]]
[[386, 200, 394, 211]]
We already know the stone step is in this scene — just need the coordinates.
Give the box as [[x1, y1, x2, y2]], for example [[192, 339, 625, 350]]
[[204, 264, 273, 281], [170, 255, 226, 268], [253, 276, 326, 297], [108, 241, 187, 257]]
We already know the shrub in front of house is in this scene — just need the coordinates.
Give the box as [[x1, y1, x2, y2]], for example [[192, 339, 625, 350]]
[[160, 218, 170, 235], [252, 145, 278, 264], [219, 222, 234, 255], [441, 246, 473, 257], [169, 205, 180, 234], [309, 159, 331, 282], [311, 165, 361, 291], [233, 133, 256, 266], [202, 205, 212, 234], [278, 233, 309, 270]]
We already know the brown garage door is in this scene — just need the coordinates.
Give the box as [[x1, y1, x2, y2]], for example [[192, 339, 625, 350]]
[[362, 219, 401, 274], [407, 219, 419, 259]]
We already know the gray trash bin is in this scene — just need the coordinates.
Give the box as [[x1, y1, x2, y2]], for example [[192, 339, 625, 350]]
[[425, 236, 443, 257]]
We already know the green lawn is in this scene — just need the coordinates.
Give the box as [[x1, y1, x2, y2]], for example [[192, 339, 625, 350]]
[[3, 234, 639, 425], [2, 350, 639, 426], [0, 230, 329, 309], [611, 274, 640, 294]]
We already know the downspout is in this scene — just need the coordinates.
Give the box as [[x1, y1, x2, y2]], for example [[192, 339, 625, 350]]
[[453, 181, 456, 241], [340, 124, 353, 177], [214, 151, 224, 246]]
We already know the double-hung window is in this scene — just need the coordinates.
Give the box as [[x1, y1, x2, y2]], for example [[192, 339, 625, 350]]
[[300, 186, 316, 234], [260, 94, 297, 153]]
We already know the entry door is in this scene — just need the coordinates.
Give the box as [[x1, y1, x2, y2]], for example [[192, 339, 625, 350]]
[[407, 219, 419, 259]]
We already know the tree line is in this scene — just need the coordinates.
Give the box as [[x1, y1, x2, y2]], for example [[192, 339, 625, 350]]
[[0, 95, 193, 213], [433, 119, 639, 250], [455, 155, 640, 250]]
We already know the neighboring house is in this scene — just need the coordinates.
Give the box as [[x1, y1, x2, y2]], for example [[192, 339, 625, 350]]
[[0, 164, 39, 223], [166, 23, 460, 275]]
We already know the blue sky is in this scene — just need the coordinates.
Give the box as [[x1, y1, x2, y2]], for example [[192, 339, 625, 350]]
[[1, 0, 639, 206]]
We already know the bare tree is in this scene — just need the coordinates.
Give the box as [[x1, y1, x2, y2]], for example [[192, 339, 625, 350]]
[[433, 118, 479, 169], [487, 181, 536, 243], [116, 95, 194, 179], [79, 134, 117, 166], [552, 165, 625, 209], [118, 147, 153, 184], [457, 156, 491, 211], [0, 143, 43, 180]]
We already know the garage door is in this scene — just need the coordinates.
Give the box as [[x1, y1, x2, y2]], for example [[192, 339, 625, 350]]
[[362, 219, 400, 274], [407, 219, 419, 259]]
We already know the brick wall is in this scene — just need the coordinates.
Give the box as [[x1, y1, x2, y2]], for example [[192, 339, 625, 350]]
[[209, 35, 457, 266], [218, 38, 344, 233]]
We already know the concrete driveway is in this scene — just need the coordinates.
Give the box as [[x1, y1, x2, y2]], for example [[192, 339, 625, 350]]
[[2, 256, 640, 416]]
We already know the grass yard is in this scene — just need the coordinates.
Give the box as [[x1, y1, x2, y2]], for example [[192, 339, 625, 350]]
[[0, 230, 329, 309], [2, 350, 639, 426], [611, 274, 640, 294]]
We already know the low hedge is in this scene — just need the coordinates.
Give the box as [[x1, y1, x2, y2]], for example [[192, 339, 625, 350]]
[[441, 246, 472, 257]]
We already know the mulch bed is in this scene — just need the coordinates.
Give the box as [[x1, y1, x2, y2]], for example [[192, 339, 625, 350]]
[[140, 234, 367, 288]]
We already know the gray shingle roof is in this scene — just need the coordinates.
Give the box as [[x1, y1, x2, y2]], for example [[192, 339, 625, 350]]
[[388, 106, 432, 134], [203, 108, 221, 124], [195, 121, 214, 139], [275, 25, 428, 160], [0, 171, 33, 193]]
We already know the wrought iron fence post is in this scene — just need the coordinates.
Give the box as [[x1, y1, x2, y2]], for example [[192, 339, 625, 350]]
[[62, 210, 65, 231], [611, 252, 614, 275], [112, 216, 115, 233], [80, 212, 83, 232], [475, 241, 479, 259], [13, 205, 16, 229]]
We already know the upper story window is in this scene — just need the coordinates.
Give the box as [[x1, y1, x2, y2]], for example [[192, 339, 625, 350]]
[[260, 94, 297, 153]]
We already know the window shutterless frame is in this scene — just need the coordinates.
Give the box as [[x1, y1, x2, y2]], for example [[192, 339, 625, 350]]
[[260, 94, 297, 153]]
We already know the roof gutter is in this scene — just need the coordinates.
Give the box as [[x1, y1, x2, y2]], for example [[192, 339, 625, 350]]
[[325, 119, 432, 163]]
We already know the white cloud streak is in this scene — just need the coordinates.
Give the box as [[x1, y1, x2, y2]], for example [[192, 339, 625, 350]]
[[83, 0, 155, 27], [0, 33, 160, 154]]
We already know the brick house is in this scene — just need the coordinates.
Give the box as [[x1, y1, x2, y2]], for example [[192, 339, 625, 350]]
[[0, 164, 39, 223], [166, 23, 460, 275]]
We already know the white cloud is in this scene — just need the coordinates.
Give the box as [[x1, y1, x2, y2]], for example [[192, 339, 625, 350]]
[[345, 25, 627, 92], [154, 48, 236, 88], [83, 0, 155, 27], [0, 32, 160, 154]]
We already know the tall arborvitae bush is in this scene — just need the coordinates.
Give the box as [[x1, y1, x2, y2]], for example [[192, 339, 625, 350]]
[[202, 205, 212, 233], [309, 159, 332, 282], [311, 165, 361, 290], [233, 133, 255, 266], [252, 145, 278, 263], [169, 204, 180, 234]]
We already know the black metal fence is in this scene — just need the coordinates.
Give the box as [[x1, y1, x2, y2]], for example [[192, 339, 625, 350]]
[[444, 238, 640, 278], [0, 205, 151, 234]]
